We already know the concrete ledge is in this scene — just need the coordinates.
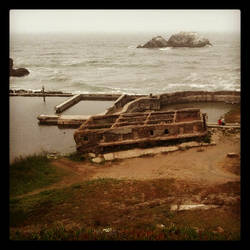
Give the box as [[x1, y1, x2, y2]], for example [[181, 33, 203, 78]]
[[58, 115, 90, 127], [102, 141, 215, 162], [55, 94, 82, 113], [207, 123, 240, 129], [37, 114, 59, 125], [37, 114, 89, 127]]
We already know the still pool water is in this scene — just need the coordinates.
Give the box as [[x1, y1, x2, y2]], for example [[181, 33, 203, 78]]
[[9, 96, 236, 163], [9, 96, 114, 163]]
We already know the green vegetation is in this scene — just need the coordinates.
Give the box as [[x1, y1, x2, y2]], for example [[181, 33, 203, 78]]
[[65, 152, 86, 162], [10, 154, 69, 197], [9, 176, 240, 240], [202, 131, 212, 143], [10, 222, 240, 241]]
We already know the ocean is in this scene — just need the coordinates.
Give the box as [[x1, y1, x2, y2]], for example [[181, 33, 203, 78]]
[[9, 31, 240, 95]]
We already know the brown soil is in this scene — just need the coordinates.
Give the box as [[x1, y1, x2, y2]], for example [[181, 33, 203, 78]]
[[17, 129, 240, 199], [11, 128, 241, 240], [54, 129, 241, 186]]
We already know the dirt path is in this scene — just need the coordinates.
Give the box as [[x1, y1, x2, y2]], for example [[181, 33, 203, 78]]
[[16, 129, 240, 199], [90, 136, 240, 184]]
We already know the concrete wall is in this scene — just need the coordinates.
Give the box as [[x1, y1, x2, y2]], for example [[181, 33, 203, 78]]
[[105, 94, 135, 114], [55, 94, 82, 113], [159, 91, 240, 106], [74, 120, 205, 154], [175, 109, 201, 123], [107, 91, 240, 115], [121, 96, 161, 113]]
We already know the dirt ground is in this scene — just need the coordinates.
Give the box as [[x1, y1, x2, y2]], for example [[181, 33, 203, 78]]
[[10, 128, 241, 240], [18, 128, 240, 199], [53, 128, 240, 186]]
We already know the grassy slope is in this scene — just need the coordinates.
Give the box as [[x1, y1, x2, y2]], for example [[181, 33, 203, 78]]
[[10, 177, 240, 240], [10, 154, 70, 197]]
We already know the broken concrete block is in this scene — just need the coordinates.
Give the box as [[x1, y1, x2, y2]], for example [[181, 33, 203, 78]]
[[227, 152, 239, 158], [103, 153, 114, 161], [88, 153, 96, 158], [179, 141, 200, 148], [91, 157, 104, 164]]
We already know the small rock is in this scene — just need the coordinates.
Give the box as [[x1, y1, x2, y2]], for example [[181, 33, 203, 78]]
[[88, 153, 96, 158], [192, 226, 203, 234], [227, 152, 239, 158], [103, 153, 114, 161], [91, 157, 104, 164], [214, 226, 224, 234], [156, 224, 165, 230], [102, 228, 112, 233], [197, 148, 204, 152]]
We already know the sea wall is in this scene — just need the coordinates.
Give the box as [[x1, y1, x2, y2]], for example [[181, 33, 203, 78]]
[[106, 94, 143, 114], [158, 91, 240, 106], [55, 94, 82, 113], [105, 91, 240, 115], [121, 96, 161, 113]]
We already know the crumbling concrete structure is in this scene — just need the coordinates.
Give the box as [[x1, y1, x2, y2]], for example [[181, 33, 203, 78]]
[[74, 108, 208, 154]]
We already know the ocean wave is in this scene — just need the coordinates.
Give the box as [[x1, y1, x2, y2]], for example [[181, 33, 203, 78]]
[[184, 72, 200, 82], [127, 45, 136, 49], [66, 59, 112, 67], [159, 47, 173, 51]]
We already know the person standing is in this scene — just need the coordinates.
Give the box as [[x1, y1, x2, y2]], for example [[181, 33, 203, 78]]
[[221, 118, 226, 125]]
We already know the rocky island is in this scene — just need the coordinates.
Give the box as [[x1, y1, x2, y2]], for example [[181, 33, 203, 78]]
[[137, 32, 212, 48], [9, 58, 30, 77]]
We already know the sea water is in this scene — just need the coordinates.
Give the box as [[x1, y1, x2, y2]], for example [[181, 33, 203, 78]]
[[9, 31, 240, 94], [9, 31, 240, 162]]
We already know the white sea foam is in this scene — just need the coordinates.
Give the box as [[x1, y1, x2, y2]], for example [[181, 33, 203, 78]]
[[159, 47, 172, 51]]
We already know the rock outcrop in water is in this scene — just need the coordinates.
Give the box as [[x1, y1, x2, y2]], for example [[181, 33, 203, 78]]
[[10, 58, 30, 77], [137, 36, 168, 48], [167, 32, 212, 47], [137, 32, 212, 48]]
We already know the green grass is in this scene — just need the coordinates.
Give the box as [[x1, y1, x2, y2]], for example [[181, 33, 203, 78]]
[[9, 187, 74, 227], [65, 152, 86, 162], [202, 131, 212, 143], [10, 153, 69, 197], [9, 176, 240, 241], [10, 223, 240, 241]]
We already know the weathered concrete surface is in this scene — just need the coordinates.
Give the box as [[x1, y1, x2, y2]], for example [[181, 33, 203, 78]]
[[102, 141, 216, 162], [103, 146, 179, 161], [121, 96, 161, 113], [105, 94, 145, 114], [37, 114, 59, 125], [207, 123, 240, 129], [57, 115, 90, 127], [37, 114, 89, 127], [159, 91, 240, 106], [74, 108, 207, 154], [55, 94, 82, 113]]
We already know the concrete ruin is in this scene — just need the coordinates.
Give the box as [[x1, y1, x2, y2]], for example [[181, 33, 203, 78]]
[[73, 90, 240, 154], [74, 108, 208, 154]]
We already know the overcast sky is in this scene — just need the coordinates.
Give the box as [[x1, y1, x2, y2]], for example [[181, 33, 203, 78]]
[[9, 9, 240, 34]]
